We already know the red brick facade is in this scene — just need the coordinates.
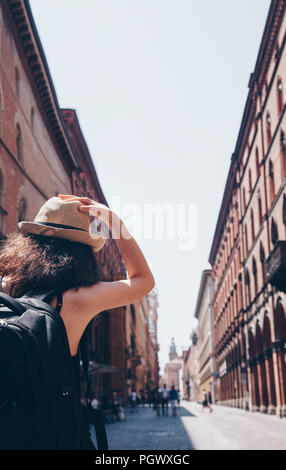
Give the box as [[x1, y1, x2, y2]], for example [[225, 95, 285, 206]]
[[0, 0, 159, 407], [209, 0, 286, 416]]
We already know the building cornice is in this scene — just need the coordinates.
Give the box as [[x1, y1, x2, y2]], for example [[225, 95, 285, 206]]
[[194, 269, 212, 319], [208, 0, 285, 265], [3, 0, 80, 172]]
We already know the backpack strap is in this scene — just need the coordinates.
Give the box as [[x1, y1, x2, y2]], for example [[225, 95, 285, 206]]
[[0, 292, 26, 316], [79, 326, 91, 406], [32, 291, 63, 314]]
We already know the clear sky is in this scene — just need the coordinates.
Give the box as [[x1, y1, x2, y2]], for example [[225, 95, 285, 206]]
[[29, 0, 271, 370]]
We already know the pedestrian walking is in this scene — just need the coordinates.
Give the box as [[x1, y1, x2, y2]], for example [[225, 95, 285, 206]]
[[129, 390, 138, 413], [0, 195, 155, 449], [177, 390, 181, 408], [160, 384, 170, 416], [153, 388, 161, 416], [201, 390, 212, 413], [169, 385, 178, 416]]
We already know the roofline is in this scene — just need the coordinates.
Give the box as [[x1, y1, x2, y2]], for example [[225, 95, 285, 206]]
[[208, 0, 285, 265], [4, 0, 81, 170], [194, 269, 212, 319]]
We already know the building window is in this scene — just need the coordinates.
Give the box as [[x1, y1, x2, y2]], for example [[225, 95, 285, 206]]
[[252, 257, 258, 296], [245, 269, 251, 305], [281, 130, 286, 178], [245, 224, 249, 254], [15, 67, 20, 99], [269, 160, 275, 202], [277, 77, 284, 116], [16, 123, 23, 163], [17, 198, 27, 223], [260, 242, 266, 284], [248, 169, 252, 193], [266, 113, 272, 147], [243, 187, 246, 211], [255, 147, 260, 178], [250, 208, 255, 242], [131, 304, 136, 324], [257, 189, 263, 226], [271, 217, 278, 246], [30, 107, 34, 130]]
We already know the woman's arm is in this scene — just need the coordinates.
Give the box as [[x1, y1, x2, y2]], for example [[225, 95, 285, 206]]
[[59, 195, 155, 316]]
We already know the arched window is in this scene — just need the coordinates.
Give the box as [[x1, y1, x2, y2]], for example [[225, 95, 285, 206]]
[[281, 130, 286, 178], [130, 304, 136, 324], [260, 242, 266, 284], [243, 187, 246, 211], [277, 77, 284, 116], [245, 269, 251, 305], [30, 107, 34, 130], [266, 113, 272, 147], [269, 159, 275, 202], [252, 257, 258, 296], [250, 208, 255, 242], [249, 168, 252, 193], [17, 198, 27, 223], [271, 217, 278, 246], [257, 189, 263, 226], [255, 147, 260, 178], [245, 224, 249, 254], [16, 123, 23, 163], [15, 67, 20, 99]]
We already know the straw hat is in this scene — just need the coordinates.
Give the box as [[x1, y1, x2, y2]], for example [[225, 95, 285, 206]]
[[18, 196, 107, 252]]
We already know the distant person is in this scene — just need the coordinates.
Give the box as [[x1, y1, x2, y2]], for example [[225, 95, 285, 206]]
[[91, 397, 99, 410], [169, 385, 178, 416], [148, 389, 153, 407], [153, 388, 161, 416], [201, 390, 212, 413], [160, 384, 170, 416], [177, 390, 181, 408], [129, 390, 138, 413]]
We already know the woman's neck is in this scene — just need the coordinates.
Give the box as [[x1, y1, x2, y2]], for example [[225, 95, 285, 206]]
[[1, 276, 11, 294]]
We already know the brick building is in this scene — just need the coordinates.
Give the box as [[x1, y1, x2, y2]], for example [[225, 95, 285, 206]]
[[61, 109, 128, 404], [182, 330, 200, 402], [194, 270, 216, 402], [208, 0, 286, 416], [163, 338, 183, 392], [125, 288, 159, 399], [145, 287, 160, 390], [0, 0, 158, 406]]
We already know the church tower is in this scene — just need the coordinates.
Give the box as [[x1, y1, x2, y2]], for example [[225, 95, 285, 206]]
[[169, 337, 178, 361]]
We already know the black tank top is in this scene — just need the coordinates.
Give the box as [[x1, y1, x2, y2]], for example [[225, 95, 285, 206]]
[[71, 354, 81, 394]]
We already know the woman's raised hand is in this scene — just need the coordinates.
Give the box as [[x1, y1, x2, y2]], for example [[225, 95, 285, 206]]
[[58, 194, 112, 227]]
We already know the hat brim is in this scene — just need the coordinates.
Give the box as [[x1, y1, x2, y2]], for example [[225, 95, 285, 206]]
[[18, 221, 106, 252]]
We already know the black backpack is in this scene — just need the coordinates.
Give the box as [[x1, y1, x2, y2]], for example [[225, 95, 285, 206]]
[[0, 286, 106, 450]]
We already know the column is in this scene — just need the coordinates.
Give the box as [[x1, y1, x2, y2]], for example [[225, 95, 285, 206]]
[[264, 350, 276, 415]]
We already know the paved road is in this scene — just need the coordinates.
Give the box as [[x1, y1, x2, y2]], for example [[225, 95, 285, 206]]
[[100, 400, 286, 450]]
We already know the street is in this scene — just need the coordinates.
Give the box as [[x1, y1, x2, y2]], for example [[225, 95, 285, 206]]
[[101, 401, 286, 450]]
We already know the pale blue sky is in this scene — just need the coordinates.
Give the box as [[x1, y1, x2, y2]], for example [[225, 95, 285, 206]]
[[30, 0, 271, 370]]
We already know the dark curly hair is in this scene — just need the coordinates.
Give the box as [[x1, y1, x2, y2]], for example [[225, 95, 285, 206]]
[[0, 232, 104, 297]]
